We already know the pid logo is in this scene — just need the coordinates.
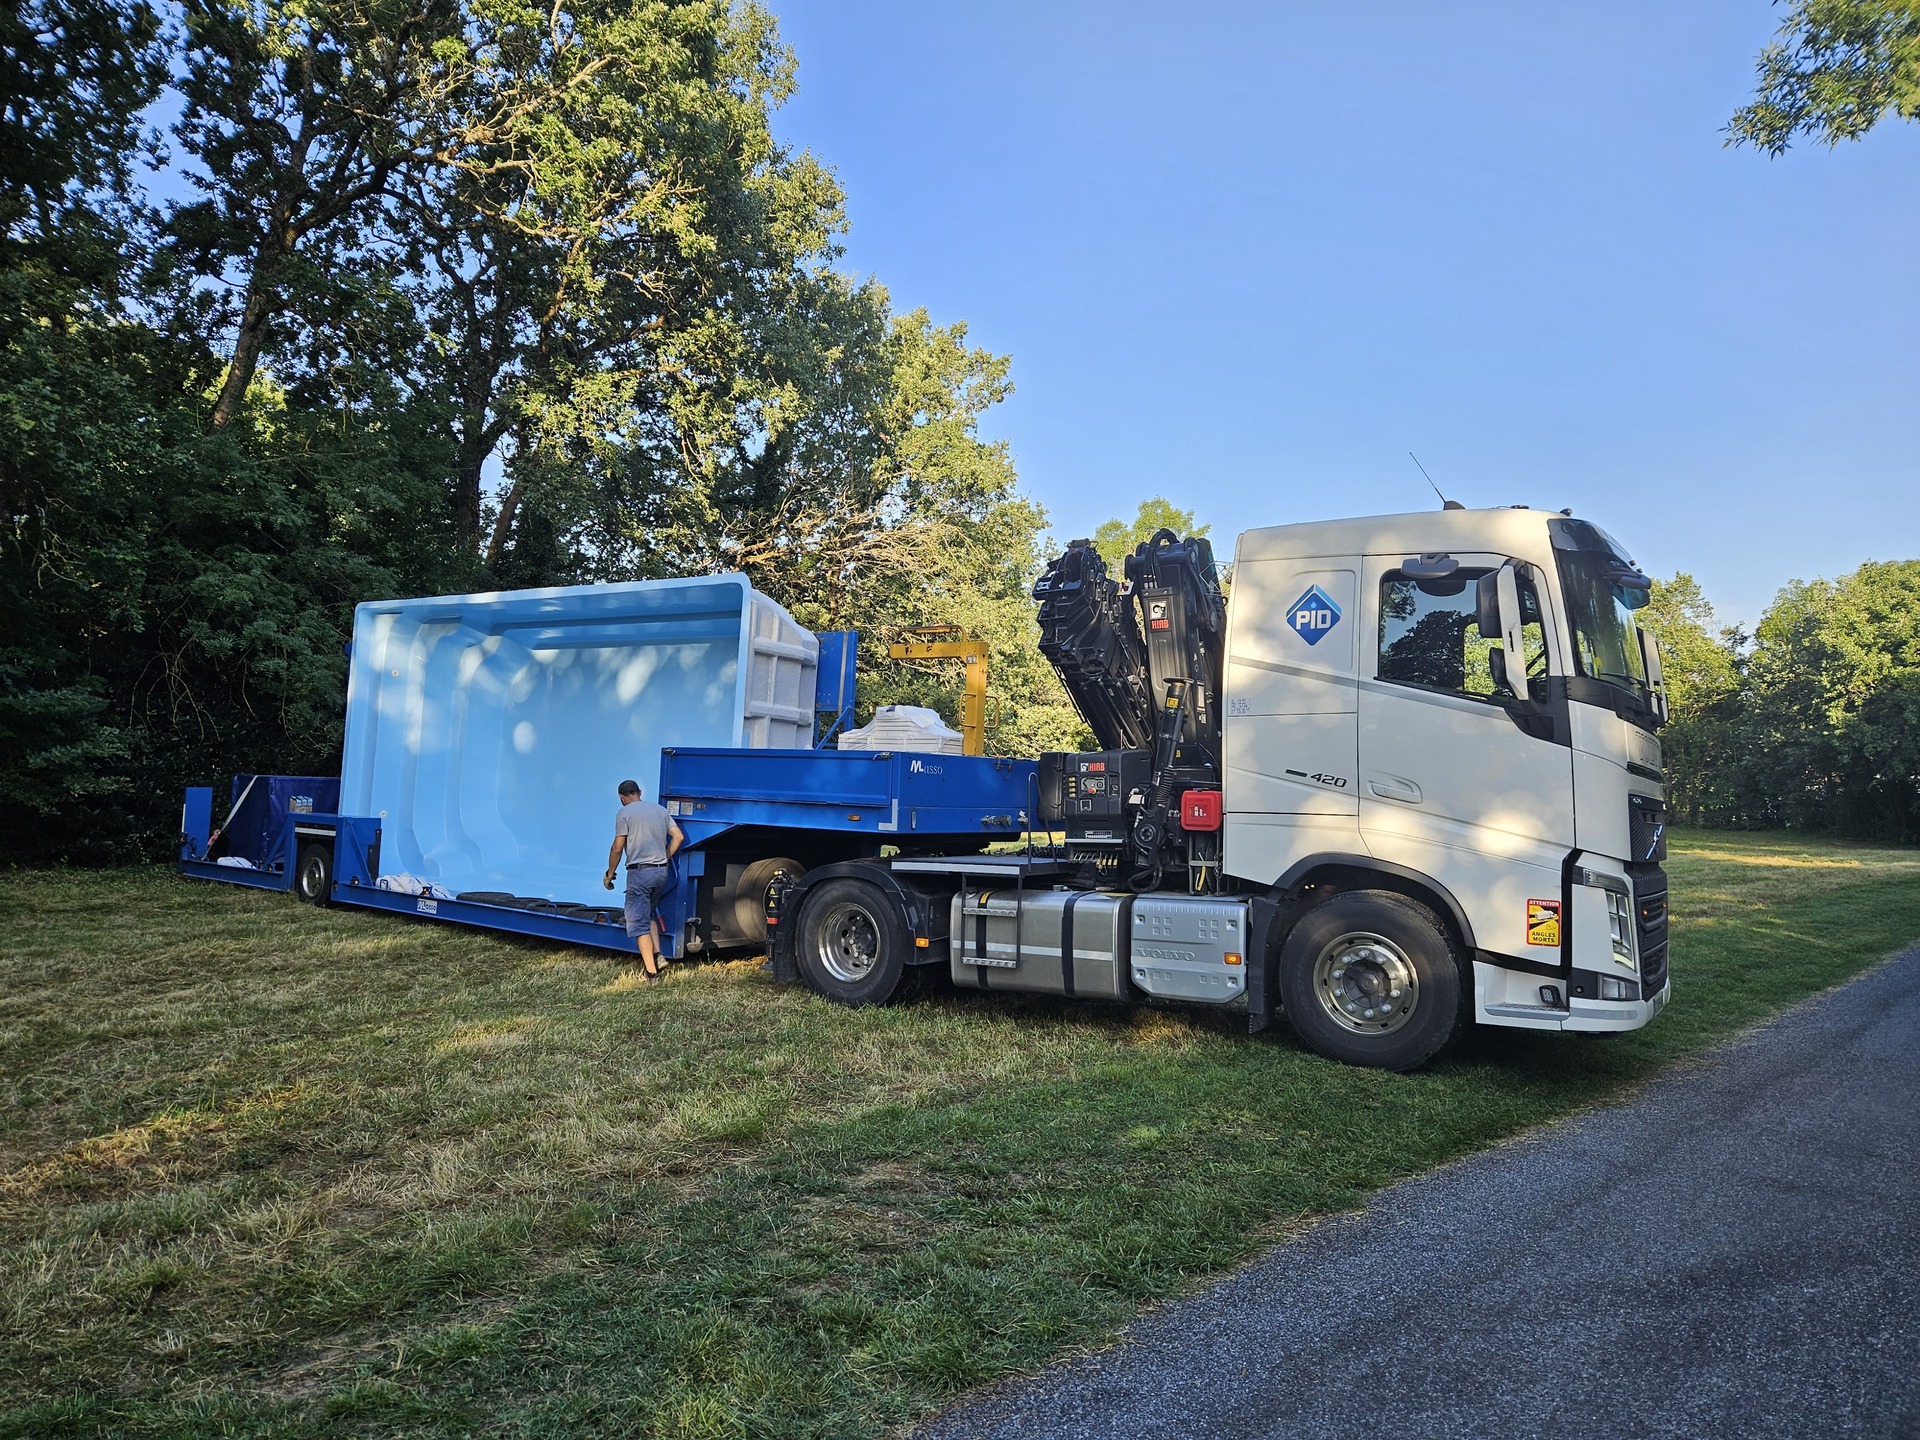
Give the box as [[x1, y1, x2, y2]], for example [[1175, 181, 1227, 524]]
[[1287, 584, 1342, 645]]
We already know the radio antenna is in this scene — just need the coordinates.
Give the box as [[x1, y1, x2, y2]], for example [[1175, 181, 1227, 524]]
[[1410, 451, 1464, 510]]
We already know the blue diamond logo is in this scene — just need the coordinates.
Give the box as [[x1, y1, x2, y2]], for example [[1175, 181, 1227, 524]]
[[1287, 585, 1342, 645]]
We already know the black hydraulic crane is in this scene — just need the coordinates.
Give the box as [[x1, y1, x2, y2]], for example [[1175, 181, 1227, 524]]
[[1030, 529, 1227, 891]]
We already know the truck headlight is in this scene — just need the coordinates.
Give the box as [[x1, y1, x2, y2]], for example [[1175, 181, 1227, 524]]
[[1605, 890, 1636, 969], [1598, 975, 1639, 1002]]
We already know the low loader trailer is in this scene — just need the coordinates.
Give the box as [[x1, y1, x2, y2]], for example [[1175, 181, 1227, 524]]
[[182, 505, 1673, 1071]]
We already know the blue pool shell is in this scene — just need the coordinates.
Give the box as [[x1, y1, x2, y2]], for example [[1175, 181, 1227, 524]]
[[340, 574, 816, 902]]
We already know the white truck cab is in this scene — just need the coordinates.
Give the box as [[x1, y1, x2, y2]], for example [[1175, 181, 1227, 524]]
[[1223, 507, 1670, 1050]]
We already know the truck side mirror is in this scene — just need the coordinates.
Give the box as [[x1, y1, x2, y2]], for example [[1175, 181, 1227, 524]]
[[1475, 571, 1500, 639], [1639, 628, 1669, 724], [1494, 564, 1525, 661], [1479, 563, 1533, 708]]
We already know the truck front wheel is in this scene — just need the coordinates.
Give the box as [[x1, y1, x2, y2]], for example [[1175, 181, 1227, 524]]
[[796, 878, 907, 1007], [1277, 890, 1466, 1071]]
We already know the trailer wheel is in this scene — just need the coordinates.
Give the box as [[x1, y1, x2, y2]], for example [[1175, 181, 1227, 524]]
[[733, 856, 804, 944], [795, 878, 908, 1007], [1277, 890, 1466, 1071], [294, 842, 333, 906]]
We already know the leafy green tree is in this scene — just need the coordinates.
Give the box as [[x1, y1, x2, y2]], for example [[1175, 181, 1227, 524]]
[[1092, 497, 1210, 569], [406, 0, 845, 558], [1729, 0, 1920, 153], [1, 0, 169, 848], [1, 0, 164, 241], [167, 0, 463, 429], [1638, 575, 1747, 824], [1739, 561, 1920, 839]]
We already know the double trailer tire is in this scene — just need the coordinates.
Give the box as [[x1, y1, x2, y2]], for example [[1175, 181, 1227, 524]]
[[1277, 890, 1469, 1072], [794, 878, 910, 1007]]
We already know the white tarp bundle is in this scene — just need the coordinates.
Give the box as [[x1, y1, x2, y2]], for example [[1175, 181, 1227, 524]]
[[835, 704, 965, 755], [376, 873, 455, 900]]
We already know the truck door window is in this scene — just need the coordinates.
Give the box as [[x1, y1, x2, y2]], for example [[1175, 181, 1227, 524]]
[[1377, 567, 1545, 701]]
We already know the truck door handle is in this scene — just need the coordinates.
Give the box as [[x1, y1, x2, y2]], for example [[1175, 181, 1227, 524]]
[[1368, 775, 1422, 803]]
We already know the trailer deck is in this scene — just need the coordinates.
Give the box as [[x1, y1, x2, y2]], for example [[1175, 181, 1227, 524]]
[[180, 747, 1037, 959]]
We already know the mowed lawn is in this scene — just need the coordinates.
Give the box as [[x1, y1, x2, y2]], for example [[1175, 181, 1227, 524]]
[[3, 832, 1918, 1439]]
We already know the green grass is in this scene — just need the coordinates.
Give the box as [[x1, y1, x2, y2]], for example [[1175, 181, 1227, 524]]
[[3, 829, 1918, 1438]]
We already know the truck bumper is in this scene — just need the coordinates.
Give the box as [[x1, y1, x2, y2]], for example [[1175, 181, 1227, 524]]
[[1560, 979, 1670, 1032], [1474, 959, 1671, 1033]]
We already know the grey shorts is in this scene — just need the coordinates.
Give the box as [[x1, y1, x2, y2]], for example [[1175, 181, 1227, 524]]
[[623, 864, 670, 938]]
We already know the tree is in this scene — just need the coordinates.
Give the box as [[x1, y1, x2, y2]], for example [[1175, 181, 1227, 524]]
[[1728, 0, 1920, 153], [1, 0, 165, 244], [1738, 562, 1920, 839], [168, 0, 461, 429], [407, 0, 847, 557], [1, 0, 169, 846], [1092, 497, 1209, 569], [1638, 575, 1747, 824]]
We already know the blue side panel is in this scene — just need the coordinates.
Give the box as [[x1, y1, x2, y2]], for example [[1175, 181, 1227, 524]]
[[660, 747, 1036, 842], [331, 815, 382, 889], [225, 775, 340, 868], [813, 630, 858, 747], [181, 787, 213, 860]]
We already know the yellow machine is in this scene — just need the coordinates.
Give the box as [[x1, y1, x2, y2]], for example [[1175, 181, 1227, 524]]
[[885, 626, 990, 756]]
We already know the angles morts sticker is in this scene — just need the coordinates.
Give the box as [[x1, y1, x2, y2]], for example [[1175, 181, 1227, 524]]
[[1526, 898, 1562, 947]]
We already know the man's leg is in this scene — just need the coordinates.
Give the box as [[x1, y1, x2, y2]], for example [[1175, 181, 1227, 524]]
[[625, 868, 661, 977]]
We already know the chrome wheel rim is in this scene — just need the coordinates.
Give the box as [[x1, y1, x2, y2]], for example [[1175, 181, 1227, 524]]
[[815, 901, 880, 983], [299, 854, 326, 900], [1312, 930, 1419, 1036]]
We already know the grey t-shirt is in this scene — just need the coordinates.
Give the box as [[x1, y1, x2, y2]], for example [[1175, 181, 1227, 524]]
[[614, 799, 672, 866]]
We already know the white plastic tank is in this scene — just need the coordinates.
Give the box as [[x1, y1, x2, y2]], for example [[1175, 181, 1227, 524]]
[[340, 574, 814, 901]]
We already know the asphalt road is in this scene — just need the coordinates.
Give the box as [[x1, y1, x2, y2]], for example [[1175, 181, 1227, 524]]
[[915, 948, 1920, 1440]]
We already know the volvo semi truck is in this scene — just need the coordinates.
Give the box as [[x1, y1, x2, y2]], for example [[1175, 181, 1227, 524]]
[[181, 505, 1671, 1071]]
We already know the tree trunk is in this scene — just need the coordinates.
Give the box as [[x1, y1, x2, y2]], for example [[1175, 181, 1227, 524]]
[[454, 448, 486, 551], [209, 277, 278, 430], [483, 477, 523, 567]]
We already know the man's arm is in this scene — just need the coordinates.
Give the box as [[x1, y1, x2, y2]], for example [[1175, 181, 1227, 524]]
[[666, 817, 684, 861], [605, 834, 625, 888]]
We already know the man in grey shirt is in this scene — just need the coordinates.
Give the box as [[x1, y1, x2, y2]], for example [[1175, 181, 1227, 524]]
[[603, 780, 684, 981]]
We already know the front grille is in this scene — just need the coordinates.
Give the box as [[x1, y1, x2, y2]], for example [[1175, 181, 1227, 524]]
[[1629, 794, 1668, 864], [1630, 863, 1669, 997]]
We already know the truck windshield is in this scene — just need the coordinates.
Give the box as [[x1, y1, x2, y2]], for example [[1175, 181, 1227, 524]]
[[1549, 519, 1649, 710]]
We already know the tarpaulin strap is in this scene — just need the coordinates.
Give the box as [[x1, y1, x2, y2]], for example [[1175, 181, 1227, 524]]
[[207, 774, 260, 849]]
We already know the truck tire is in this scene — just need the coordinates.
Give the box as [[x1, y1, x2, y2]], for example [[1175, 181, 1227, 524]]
[[732, 856, 804, 944], [294, 842, 333, 906], [1277, 890, 1466, 1071], [795, 877, 908, 1007]]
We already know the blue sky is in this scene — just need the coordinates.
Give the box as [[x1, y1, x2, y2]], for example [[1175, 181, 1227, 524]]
[[771, 1, 1920, 628]]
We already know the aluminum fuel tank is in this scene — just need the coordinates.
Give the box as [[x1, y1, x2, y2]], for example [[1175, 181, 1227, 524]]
[[949, 889, 1132, 1000]]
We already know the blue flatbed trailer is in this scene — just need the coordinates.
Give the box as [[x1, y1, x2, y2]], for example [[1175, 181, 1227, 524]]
[[178, 748, 1036, 959]]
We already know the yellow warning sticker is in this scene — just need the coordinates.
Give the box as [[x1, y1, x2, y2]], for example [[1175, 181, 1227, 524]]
[[1527, 898, 1562, 947]]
